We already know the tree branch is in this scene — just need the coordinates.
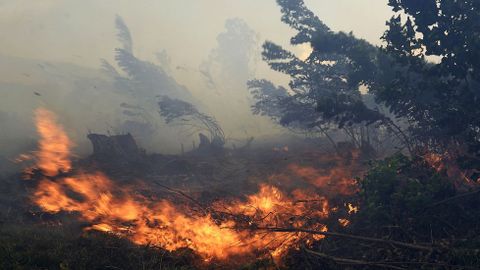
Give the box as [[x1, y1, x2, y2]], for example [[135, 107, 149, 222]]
[[253, 227, 434, 251], [304, 248, 406, 270]]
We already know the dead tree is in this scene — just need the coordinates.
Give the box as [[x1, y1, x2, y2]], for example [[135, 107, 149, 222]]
[[87, 133, 145, 162], [158, 96, 225, 151]]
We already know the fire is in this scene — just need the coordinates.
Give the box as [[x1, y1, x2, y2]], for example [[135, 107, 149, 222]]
[[424, 152, 444, 172], [25, 107, 356, 264], [213, 184, 330, 259], [34, 171, 249, 259], [347, 202, 359, 214], [34, 108, 73, 177], [288, 164, 358, 195], [338, 218, 350, 227], [423, 150, 480, 186]]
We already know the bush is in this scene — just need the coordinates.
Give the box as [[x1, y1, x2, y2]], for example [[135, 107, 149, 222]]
[[359, 154, 455, 229]]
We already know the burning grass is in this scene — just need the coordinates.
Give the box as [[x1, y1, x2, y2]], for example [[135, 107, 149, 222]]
[[18, 107, 359, 266], [4, 107, 480, 270]]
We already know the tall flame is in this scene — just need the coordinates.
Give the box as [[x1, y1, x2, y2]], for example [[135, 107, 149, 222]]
[[34, 108, 72, 176]]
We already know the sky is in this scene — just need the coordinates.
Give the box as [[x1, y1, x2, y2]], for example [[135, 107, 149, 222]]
[[0, 0, 393, 69]]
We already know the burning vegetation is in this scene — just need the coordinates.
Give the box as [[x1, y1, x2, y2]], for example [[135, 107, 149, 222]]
[[2, 0, 480, 269], [24, 107, 353, 264]]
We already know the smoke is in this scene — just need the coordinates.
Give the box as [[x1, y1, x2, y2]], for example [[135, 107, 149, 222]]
[[0, 0, 393, 173], [0, 16, 278, 165], [192, 18, 281, 141]]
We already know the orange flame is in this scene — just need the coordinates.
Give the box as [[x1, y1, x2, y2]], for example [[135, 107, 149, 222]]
[[34, 108, 73, 177], [26, 107, 356, 263], [288, 164, 358, 195], [34, 171, 251, 259], [424, 152, 444, 172]]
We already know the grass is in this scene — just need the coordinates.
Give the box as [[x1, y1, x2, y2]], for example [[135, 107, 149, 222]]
[[0, 223, 198, 270]]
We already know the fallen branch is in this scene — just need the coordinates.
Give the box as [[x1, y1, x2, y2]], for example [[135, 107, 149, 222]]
[[424, 188, 480, 209], [253, 227, 434, 251], [304, 248, 406, 270], [304, 249, 477, 270]]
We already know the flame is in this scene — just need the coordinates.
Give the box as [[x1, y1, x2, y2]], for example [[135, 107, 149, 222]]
[[34, 171, 248, 259], [424, 152, 444, 172], [25, 107, 357, 263], [347, 203, 359, 214], [288, 164, 357, 195], [34, 108, 73, 177], [213, 184, 330, 259], [338, 218, 350, 227], [423, 150, 480, 186]]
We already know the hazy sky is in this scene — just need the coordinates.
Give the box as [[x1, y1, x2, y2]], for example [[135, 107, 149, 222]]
[[0, 0, 393, 69]]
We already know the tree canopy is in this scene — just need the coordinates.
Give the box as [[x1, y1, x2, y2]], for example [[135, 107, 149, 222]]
[[251, 0, 480, 169]]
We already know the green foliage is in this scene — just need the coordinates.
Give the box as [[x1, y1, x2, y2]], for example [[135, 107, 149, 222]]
[[360, 154, 455, 226], [248, 0, 387, 134], [379, 0, 480, 170], [261, 0, 480, 170], [329, 155, 480, 269], [374, 1, 480, 147], [248, 0, 406, 157]]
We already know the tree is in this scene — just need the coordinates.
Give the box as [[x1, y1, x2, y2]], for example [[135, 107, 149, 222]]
[[362, 0, 480, 172], [200, 18, 258, 90], [253, 0, 480, 168], [198, 18, 265, 138], [102, 16, 192, 102], [249, 0, 400, 154], [157, 96, 225, 146], [101, 16, 198, 144]]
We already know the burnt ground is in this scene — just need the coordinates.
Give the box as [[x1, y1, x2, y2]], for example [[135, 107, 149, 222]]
[[0, 134, 368, 269], [2, 135, 480, 270], [78, 133, 365, 199]]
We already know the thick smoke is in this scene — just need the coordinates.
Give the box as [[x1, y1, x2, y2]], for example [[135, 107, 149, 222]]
[[0, 15, 280, 169], [0, 1, 393, 172]]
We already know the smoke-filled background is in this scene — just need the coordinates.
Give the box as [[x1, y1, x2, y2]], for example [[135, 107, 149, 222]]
[[0, 0, 392, 171]]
